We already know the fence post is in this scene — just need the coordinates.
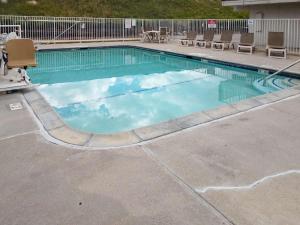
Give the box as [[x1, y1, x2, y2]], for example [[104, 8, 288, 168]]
[[227, 19, 230, 30], [53, 17, 56, 44], [23, 16, 26, 38], [287, 19, 290, 53], [172, 19, 174, 40], [123, 18, 125, 42], [79, 20, 81, 43]]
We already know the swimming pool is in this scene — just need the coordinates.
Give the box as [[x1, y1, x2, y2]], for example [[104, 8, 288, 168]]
[[28, 46, 298, 134]]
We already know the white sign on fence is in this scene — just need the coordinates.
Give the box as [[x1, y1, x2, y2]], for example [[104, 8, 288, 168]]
[[125, 19, 132, 29], [132, 19, 136, 27]]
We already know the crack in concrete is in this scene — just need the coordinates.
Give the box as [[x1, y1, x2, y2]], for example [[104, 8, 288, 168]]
[[196, 170, 300, 193], [142, 145, 236, 225]]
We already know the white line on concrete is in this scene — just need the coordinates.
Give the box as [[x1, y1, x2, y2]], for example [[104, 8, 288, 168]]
[[196, 170, 300, 193], [0, 130, 39, 142]]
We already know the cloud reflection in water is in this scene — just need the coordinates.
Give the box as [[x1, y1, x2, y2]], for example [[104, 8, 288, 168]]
[[30, 47, 271, 134]]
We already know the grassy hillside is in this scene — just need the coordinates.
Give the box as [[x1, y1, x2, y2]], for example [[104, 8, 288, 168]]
[[0, 0, 248, 19]]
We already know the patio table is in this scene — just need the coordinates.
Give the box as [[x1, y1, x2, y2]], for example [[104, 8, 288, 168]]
[[145, 30, 160, 43]]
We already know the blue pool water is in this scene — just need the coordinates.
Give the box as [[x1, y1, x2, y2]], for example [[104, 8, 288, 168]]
[[28, 47, 297, 134]]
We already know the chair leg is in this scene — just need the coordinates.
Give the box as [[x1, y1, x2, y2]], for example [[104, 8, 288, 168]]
[[180, 40, 188, 46]]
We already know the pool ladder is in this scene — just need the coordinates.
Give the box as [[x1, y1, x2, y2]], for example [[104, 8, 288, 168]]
[[263, 58, 300, 86]]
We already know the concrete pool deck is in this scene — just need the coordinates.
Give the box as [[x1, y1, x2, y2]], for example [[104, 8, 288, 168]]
[[1, 41, 300, 225]]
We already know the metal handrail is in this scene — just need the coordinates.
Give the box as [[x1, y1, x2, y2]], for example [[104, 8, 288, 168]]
[[47, 22, 80, 44], [263, 58, 300, 86]]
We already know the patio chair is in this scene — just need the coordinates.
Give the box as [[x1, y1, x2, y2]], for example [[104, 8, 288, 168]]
[[196, 30, 214, 48], [180, 32, 197, 46], [159, 27, 169, 43], [4, 39, 36, 82], [266, 32, 286, 59], [211, 30, 233, 51], [140, 28, 151, 42], [6, 39, 36, 69], [237, 33, 255, 54]]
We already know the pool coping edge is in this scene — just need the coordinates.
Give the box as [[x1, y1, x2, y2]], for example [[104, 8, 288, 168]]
[[22, 85, 300, 149]]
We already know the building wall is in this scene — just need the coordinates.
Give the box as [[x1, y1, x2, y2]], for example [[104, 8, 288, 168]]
[[242, 3, 300, 19]]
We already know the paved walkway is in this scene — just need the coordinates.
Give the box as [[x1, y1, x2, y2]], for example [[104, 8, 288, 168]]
[[1, 42, 300, 225]]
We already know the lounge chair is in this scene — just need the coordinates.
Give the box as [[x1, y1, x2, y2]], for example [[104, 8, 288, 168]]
[[180, 32, 197, 46], [196, 30, 214, 48], [237, 33, 255, 54], [159, 27, 169, 43], [3, 39, 36, 82], [266, 32, 286, 59], [211, 30, 233, 51]]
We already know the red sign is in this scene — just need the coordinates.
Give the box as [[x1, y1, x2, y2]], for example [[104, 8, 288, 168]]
[[208, 19, 217, 29]]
